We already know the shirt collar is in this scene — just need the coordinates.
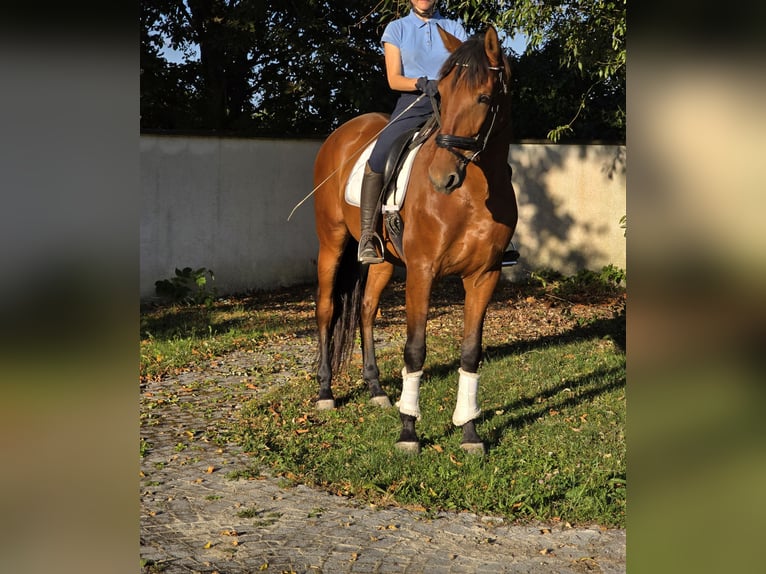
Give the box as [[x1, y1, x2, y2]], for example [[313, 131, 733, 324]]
[[407, 8, 443, 28]]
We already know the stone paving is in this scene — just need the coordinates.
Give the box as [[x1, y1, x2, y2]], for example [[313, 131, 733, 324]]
[[140, 347, 626, 574]]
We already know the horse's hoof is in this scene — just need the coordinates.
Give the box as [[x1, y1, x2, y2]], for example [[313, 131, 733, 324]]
[[369, 395, 392, 408], [394, 441, 421, 454], [460, 442, 486, 455], [316, 399, 336, 411]]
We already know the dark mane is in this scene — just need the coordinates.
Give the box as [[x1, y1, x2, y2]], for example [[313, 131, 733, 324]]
[[438, 32, 499, 89]]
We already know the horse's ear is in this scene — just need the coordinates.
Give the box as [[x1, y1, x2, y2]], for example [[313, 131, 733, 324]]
[[484, 26, 501, 67], [436, 24, 463, 53]]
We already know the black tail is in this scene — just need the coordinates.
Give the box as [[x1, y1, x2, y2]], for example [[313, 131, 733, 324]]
[[329, 240, 367, 375]]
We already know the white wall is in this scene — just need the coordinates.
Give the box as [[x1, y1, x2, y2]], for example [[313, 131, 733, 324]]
[[140, 134, 626, 299], [141, 135, 322, 299]]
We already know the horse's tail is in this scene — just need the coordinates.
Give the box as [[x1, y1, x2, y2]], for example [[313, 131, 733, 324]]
[[329, 240, 366, 374]]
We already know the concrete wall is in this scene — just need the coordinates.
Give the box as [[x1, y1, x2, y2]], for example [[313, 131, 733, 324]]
[[509, 143, 626, 279], [140, 134, 625, 299]]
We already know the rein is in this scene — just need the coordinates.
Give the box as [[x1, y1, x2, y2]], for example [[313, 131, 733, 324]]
[[431, 63, 507, 168]]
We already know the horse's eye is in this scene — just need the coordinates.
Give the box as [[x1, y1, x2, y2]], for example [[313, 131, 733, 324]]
[[478, 94, 491, 105]]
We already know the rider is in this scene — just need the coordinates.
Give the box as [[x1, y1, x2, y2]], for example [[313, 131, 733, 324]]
[[357, 0, 467, 264]]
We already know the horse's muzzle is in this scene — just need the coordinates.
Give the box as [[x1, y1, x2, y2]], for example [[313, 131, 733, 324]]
[[429, 161, 466, 194]]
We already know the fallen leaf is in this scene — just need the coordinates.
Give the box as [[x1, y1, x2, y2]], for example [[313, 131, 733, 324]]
[[432, 444, 443, 453], [539, 548, 554, 555], [246, 383, 258, 390], [206, 465, 216, 473], [449, 453, 463, 466], [540, 528, 551, 535], [203, 541, 213, 549]]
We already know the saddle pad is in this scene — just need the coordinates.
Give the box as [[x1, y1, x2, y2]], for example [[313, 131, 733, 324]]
[[344, 141, 422, 211]]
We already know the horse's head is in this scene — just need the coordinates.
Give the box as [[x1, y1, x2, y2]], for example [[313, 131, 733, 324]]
[[429, 26, 510, 194]]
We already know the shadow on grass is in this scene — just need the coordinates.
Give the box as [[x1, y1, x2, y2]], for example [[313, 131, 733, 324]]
[[328, 283, 625, 412], [480, 364, 625, 450]]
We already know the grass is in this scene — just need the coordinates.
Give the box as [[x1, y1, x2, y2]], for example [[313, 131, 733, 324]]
[[140, 286, 316, 382], [235, 336, 625, 526], [140, 271, 626, 527]]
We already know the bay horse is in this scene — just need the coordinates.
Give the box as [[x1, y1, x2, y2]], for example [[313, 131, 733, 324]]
[[312, 26, 517, 454]]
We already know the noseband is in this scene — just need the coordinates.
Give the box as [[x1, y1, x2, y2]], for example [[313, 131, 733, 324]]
[[433, 63, 507, 170]]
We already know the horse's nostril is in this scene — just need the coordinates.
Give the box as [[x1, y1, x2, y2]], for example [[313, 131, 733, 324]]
[[446, 173, 459, 190]]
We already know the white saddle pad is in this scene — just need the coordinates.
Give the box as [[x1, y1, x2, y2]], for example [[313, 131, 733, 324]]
[[344, 141, 422, 212]]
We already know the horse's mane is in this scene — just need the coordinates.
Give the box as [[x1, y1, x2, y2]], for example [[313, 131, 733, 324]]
[[438, 32, 508, 90]]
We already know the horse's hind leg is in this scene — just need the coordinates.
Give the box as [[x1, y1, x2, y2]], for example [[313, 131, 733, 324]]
[[314, 231, 347, 410], [360, 262, 394, 407]]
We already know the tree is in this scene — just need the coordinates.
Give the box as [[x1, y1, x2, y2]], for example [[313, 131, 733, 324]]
[[140, 0, 625, 141], [141, 0, 396, 135], [381, 0, 626, 141]]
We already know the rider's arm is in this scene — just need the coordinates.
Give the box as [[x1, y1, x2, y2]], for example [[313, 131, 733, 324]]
[[384, 43, 419, 93]]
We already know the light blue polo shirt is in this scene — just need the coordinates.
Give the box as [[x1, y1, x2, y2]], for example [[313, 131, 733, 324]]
[[381, 10, 468, 80]]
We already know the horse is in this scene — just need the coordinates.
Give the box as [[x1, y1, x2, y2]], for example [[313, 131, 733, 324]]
[[312, 26, 517, 454]]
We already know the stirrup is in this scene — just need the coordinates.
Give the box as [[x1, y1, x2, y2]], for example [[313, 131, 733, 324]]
[[501, 249, 519, 267], [358, 232, 385, 264], [501, 242, 520, 267]]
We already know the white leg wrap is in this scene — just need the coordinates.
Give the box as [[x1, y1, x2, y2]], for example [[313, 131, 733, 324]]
[[452, 368, 481, 426], [395, 367, 422, 420]]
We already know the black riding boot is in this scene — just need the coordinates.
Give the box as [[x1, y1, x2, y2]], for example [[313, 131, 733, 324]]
[[358, 164, 385, 264]]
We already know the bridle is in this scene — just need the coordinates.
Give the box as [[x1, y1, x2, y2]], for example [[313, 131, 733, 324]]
[[432, 63, 508, 171]]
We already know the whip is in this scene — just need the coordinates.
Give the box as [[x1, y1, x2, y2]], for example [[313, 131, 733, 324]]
[[286, 94, 426, 221]]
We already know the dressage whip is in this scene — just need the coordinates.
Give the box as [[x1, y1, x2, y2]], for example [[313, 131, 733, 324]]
[[286, 94, 427, 221]]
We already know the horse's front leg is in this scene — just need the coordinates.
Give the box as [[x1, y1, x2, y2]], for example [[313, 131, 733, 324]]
[[455, 270, 502, 454], [360, 263, 394, 407], [394, 272, 433, 454]]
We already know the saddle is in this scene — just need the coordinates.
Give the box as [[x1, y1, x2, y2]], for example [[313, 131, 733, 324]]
[[378, 117, 440, 259]]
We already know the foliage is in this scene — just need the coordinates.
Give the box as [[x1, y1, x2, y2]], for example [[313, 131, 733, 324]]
[[430, 0, 627, 141], [141, 0, 395, 135], [530, 265, 626, 298], [154, 266, 216, 305], [140, 0, 625, 141]]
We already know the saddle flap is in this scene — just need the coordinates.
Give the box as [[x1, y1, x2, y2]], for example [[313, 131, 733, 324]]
[[344, 141, 422, 212]]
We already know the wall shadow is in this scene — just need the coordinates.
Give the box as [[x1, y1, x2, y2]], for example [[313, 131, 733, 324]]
[[511, 143, 626, 273]]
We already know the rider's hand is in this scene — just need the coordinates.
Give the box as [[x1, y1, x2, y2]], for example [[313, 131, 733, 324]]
[[416, 76, 439, 97]]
